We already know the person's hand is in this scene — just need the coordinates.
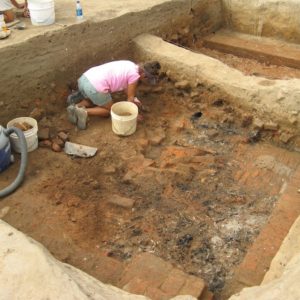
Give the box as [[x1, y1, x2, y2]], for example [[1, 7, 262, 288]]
[[17, 2, 25, 8], [133, 97, 142, 108], [137, 114, 144, 122]]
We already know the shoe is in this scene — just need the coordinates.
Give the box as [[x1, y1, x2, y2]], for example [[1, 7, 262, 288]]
[[75, 106, 88, 130], [67, 90, 84, 106], [67, 104, 77, 124]]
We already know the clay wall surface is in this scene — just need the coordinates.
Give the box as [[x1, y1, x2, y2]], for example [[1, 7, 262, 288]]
[[222, 0, 300, 43], [0, 0, 222, 124]]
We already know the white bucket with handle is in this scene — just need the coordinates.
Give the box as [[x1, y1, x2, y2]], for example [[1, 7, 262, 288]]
[[111, 101, 138, 136], [7, 117, 38, 153], [28, 0, 55, 26]]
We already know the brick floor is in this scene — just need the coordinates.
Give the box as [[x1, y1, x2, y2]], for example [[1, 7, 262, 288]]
[[223, 163, 300, 298], [118, 252, 206, 300]]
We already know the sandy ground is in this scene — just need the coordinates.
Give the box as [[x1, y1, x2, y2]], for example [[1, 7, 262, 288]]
[[0, 0, 173, 47]]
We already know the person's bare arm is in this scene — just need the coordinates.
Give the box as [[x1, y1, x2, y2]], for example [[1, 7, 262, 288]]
[[126, 81, 138, 102], [10, 0, 25, 8]]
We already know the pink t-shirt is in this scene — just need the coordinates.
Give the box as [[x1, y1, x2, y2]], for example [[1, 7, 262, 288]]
[[84, 60, 140, 93]]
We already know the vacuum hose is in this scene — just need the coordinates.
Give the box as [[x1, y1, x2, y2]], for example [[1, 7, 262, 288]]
[[0, 127, 28, 198]]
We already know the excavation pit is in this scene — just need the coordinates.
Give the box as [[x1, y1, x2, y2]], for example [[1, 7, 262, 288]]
[[1, 78, 300, 299], [1, 1, 300, 299]]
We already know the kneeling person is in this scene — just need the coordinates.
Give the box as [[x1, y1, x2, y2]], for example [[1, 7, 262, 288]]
[[67, 60, 160, 130]]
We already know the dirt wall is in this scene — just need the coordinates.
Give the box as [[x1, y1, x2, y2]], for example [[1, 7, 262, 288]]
[[0, 0, 222, 124], [222, 0, 300, 43]]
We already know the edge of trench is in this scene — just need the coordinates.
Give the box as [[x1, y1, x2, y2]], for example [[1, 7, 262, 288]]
[[132, 33, 300, 134]]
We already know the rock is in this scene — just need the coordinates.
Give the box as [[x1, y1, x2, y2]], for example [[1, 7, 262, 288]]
[[241, 114, 253, 127], [247, 130, 261, 143], [279, 132, 294, 144], [253, 118, 264, 129], [38, 128, 50, 140], [52, 143, 62, 152], [288, 116, 297, 125], [57, 131, 69, 142], [175, 80, 190, 90], [206, 129, 219, 138], [103, 166, 116, 174], [152, 86, 163, 93], [108, 195, 135, 209], [264, 122, 278, 131], [0, 206, 10, 219], [29, 108, 45, 121], [122, 170, 137, 183], [212, 99, 224, 106], [66, 195, 81, 208], [174, 119, 188, 131], [39, 140, 52, 148], [190, 91, 199, 98], [149, 130, 166, 146], [170, 33, 179, 41], [52, 137, 65, 148], [137, 138, 149, 149]]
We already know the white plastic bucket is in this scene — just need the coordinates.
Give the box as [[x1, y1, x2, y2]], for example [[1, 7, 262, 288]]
[[7, 117, 38, 153], [28, 0, 55, 26], [111, 102, 138, 136]]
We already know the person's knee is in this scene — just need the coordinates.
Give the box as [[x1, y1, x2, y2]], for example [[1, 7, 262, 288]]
[[103, 100, 113, 110]]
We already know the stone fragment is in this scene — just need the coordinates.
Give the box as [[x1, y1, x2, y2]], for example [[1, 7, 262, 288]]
[[247, 130, 261, 143], [137, 138, 149, 149], [264, 122, 278, 131], [122, 170, 136, 183], [152, 86, 163, 93], [38, 128, 50, 140], [29, 108, 44, 121], [39, 140, 52, 148], [174, 119, 188, 131], [175, 80, 190, 90], [288, 116, 297, 125], [0, 206, 10, 219], [190, 91, 199, 98], [149, 130, 166, 145], [52, 137, 65, 148], [253, 118, 264, 129], [66, 195, 81, 208], [52, 143, 62, 152], [241, 114, 253, 127], [103, 166, 116, 174], [279, 132, 294, 144], [108, 195, 135, 208], [57, 131, 69, 142]]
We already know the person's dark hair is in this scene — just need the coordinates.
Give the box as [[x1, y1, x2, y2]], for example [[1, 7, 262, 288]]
[[139, 61, 161, 84], [143, 61, 161, 77]]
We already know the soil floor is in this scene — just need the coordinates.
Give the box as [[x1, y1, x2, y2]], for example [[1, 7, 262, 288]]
[[167, 36, 300, 80], [1, 76, 300, 299]]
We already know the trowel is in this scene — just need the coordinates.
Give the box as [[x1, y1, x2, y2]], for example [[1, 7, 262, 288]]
[[64, 141, 97, 158]]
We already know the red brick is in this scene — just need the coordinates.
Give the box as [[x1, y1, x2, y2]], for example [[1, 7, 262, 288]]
[[119, 253, 172, 287], [178, 275, 205, 298], [145, 286, 169, 300], [122, 277, 148, 295], [160, 268, 187, 295], [108, 194, 135, 208]]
